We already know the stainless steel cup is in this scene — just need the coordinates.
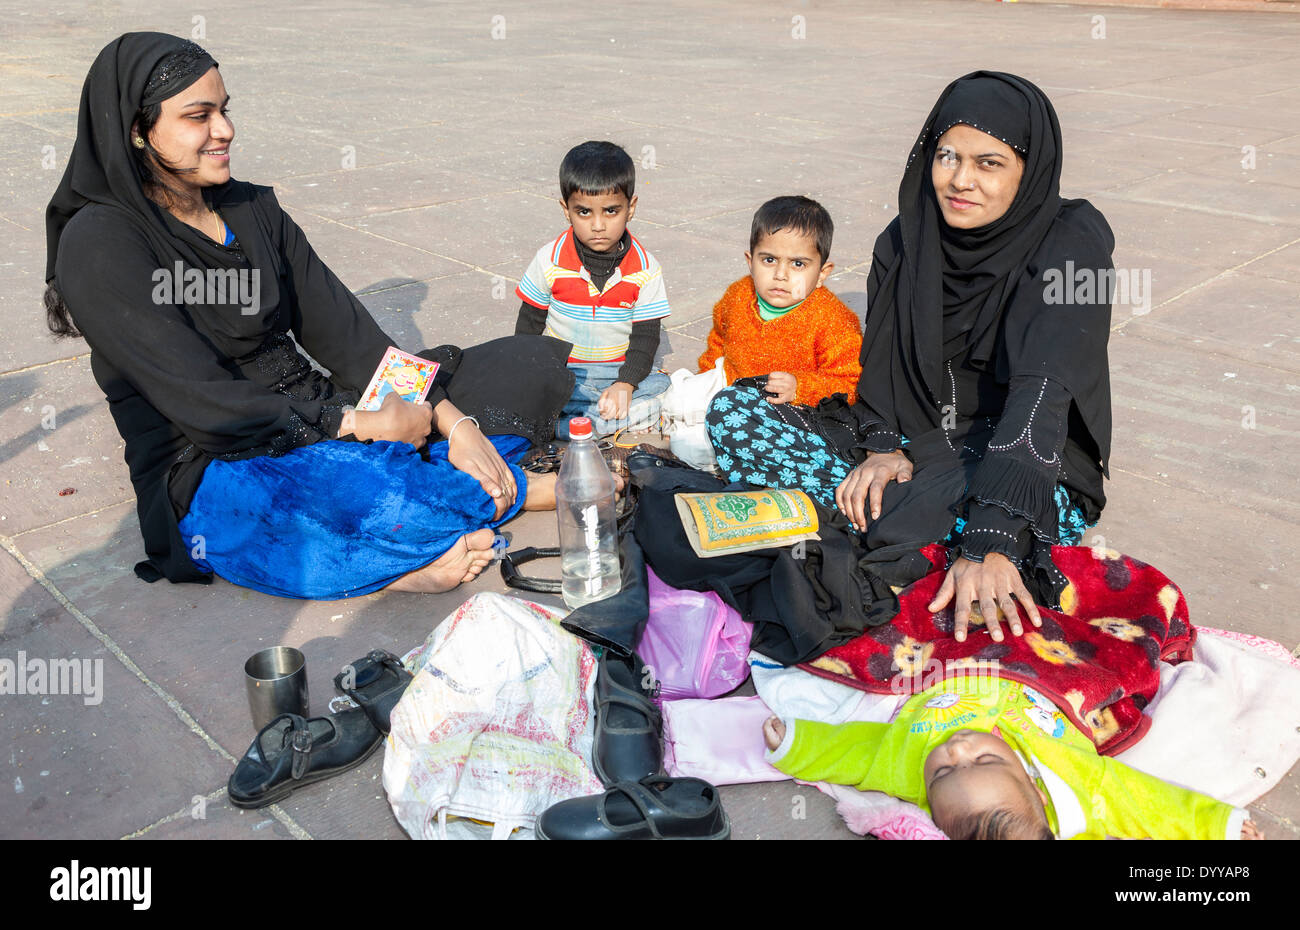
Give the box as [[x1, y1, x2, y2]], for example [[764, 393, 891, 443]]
[[244, 646, 309, 732]]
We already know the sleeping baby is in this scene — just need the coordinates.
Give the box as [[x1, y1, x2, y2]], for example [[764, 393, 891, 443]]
[[762, 673, 1262, 840]]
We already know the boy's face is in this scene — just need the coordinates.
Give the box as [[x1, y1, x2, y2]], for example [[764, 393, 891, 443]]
[[561, 189, 637, 253], [923, 729, 1048, 836], [745, 228, 833, 308]]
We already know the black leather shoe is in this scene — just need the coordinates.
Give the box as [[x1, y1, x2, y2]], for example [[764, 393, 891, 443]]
[[592, 650, 662, 786], [227, 707, 383, 809], [536, 776, 730, 840]]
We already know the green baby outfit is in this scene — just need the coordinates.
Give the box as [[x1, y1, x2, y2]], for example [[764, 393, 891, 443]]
[[767, 676, 1245, 840]]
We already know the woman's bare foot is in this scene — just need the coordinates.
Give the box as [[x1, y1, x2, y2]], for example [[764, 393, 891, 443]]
[[763, 716, 786, 751], [384, 528, 496, 593]]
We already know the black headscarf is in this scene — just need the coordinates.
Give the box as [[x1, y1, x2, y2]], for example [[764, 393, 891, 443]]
[[46, 33, 219, 283], [45, 33, 290, 357], [859, 71, 1114, 469]]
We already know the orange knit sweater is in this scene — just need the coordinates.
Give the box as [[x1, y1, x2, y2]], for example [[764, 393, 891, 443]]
[[697, 277, 863, 407]]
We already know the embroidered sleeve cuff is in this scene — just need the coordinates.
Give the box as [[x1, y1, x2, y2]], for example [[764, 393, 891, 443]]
[[965, 456, 1060, 544], [855, 432, 910, 459], [956, 502, 1034, 563]]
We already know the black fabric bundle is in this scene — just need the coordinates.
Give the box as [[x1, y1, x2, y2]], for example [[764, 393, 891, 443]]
[[622, 456, 888, 666]]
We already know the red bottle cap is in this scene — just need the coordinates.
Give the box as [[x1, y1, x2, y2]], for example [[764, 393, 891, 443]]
[[568, 417, 593, 438]]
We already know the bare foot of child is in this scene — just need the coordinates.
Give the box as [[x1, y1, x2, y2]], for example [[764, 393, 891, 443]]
[[523, 471, 557, 511], [763, 715, 786, 750], [522, 470, 625, 511], [384, 528, 497, 593], [1241, 820, 1264, 840]]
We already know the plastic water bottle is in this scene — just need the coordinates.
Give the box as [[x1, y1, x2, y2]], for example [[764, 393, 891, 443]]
[[556, 417, 621, 608]]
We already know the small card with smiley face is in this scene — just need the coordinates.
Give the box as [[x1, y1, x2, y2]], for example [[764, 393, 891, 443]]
[[357, 346, 440, 412]]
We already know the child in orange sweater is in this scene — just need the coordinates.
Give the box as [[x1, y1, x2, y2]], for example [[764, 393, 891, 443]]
[[701, 197, 864, 503], [697, 196, 862, 406]]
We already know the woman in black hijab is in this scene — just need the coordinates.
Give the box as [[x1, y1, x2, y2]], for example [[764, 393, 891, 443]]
[[45, 33, 571, 598], [834, 71, 1115, 642]]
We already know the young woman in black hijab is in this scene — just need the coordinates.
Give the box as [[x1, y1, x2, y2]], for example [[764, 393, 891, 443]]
[[45, 33, 570, 598], [834, 71, 1115, 642]]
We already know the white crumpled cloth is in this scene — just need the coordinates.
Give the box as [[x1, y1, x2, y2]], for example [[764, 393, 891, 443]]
[[382, 593, 604, 840]]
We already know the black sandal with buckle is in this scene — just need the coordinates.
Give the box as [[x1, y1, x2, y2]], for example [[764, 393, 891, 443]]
[[333, 649, 414, 735], [227, 707, 384, 810]]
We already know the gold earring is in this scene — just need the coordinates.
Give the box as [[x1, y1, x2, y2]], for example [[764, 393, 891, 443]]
[[132, 136, 145, 149]]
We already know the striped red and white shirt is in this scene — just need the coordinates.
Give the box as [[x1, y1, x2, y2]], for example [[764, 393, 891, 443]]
[[515, 228, 670, 364]]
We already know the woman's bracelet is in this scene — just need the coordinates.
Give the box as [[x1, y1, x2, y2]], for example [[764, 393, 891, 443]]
[[338, 404, 356, 439], [447, 415, 479, 443]]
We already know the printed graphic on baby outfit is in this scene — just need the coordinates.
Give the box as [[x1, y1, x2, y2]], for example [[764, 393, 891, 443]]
[[1022, 687, 1067, 738], [910, 692, 990, 735]]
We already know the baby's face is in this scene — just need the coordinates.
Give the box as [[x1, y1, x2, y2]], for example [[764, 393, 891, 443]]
[[924, 729, 1045, 835]]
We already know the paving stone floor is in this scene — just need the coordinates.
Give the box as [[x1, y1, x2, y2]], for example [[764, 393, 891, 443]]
[[0, 0, 1296, 840]]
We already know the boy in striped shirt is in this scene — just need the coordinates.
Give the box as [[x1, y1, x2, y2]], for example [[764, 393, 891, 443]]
[[515, 141, 671, 439]]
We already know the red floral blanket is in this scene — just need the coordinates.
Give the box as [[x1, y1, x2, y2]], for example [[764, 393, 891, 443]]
[[799, 545, 1195, 755]]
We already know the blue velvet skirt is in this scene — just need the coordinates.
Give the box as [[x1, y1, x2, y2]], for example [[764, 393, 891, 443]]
[[177, 435, 531, 599]]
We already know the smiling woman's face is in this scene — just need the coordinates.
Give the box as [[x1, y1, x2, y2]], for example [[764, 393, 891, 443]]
[[141, 66, 234, 191], [930, 124, 1024, 230]]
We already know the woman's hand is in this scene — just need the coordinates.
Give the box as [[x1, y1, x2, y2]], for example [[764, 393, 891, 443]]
[[927, 552, 1042, 644], [834, 449, 913, 531], [435, 401, 517, 519], [764, 371, 797, 405], [340, 392, 433, 448]]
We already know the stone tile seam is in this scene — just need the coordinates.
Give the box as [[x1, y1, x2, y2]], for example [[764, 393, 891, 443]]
[[1106, 464, 1300, 533], [1120, 321, 1300, 383], [0, 535, 250, 771], [1086, 167, 1179, 197], [318, 186, 554, 222], [0, 114, 75, 138], [1106, 466, 1300, 527], [1250, 801, 1296, 833], [279, 208, 478, 270], [120, 788, 312, 841], [1112, 233, 1300, 331], [1081, 126, 1297, 150], [256, 155, 427, 184], [1103, 192, 1300, 226], [265, 153, 480, 191], [350, 264, 522, 297], [0, 352, 88, 379], [9, 497, 136, 540]]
